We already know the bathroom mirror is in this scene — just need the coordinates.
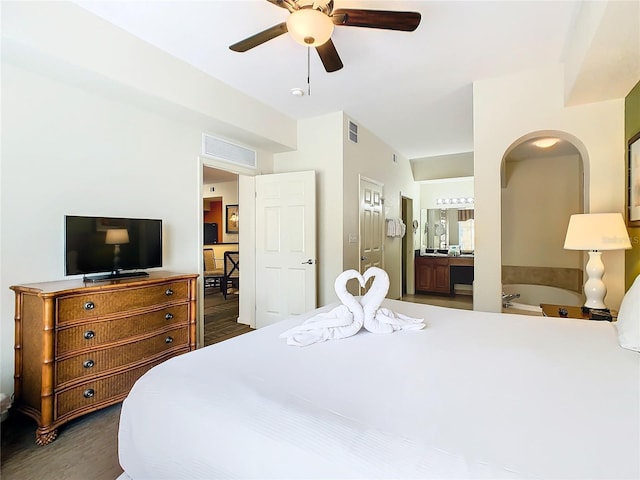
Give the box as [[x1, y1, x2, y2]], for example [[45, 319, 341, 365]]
[[420, 208, 475, 253]]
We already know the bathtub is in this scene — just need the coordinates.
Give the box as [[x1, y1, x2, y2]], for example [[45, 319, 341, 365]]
[[502, 284, 583, 313]]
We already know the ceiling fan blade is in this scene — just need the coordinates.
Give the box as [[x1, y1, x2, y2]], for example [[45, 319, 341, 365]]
[[266, 0, 297, 13], [229, 22, 288, 52], [316, 39, 343, 73], [332, 9, 421, 32]]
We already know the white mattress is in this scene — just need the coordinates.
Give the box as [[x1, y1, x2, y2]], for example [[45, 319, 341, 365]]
[[118, 299, 640, 479]]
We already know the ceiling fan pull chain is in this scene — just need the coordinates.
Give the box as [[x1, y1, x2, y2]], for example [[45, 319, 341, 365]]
[[307, 46, 311, 96]]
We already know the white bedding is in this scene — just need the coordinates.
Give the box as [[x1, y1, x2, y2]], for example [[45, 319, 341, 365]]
[[118, 299, 639, 479]]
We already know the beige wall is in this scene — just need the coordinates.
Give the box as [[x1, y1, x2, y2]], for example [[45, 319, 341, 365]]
[[473, 65, 626, 312], [274, 112, 420, 302], [342, 115, 421, 299], [203, 180, 239, 244], [420, 178, 474, 210], [502, 155, 582, 269]]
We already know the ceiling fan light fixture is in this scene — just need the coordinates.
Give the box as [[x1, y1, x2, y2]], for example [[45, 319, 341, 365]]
[[286, 9, 334, 47]]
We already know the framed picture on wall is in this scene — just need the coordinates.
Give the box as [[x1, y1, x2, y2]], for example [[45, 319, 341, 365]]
[[226, 205, 239, 233], [628, 132, 640, 227]]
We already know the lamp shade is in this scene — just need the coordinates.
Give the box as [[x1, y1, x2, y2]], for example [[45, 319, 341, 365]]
[[286, 9, 334, 47], [563, 213, 631, 251], [105, 228, 129, 245]]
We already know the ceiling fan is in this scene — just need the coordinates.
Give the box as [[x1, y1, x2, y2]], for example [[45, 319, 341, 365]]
[[229, 0, 421, 73]]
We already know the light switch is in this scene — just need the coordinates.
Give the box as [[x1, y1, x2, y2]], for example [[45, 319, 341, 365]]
[[348, 234, 358, 244]]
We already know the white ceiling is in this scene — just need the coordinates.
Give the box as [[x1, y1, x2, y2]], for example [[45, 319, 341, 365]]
[[74, 0, 585, 161]]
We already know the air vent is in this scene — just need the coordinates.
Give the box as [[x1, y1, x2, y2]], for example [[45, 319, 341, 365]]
[[202, 134, 256, 169], [348, 120, 358, 143]]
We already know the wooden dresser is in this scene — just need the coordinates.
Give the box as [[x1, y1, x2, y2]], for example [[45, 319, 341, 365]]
[[11, 271, 198, 445]]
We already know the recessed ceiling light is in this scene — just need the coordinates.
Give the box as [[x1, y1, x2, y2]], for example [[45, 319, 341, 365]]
[[290, 88, 304, 97], [532, 138, 560, 148]]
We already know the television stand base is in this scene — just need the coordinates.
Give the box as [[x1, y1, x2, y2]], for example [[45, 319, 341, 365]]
[[84, 271, 149, 283]]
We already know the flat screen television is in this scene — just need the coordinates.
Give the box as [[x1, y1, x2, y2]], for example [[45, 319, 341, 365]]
[[65, 215, 162, 281]]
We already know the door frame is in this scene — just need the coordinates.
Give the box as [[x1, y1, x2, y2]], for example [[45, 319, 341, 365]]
[[198, 156, 256, 346], [400, 193, 415, 296]]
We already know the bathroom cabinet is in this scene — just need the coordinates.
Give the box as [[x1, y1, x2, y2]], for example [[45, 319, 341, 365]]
[[415, 256, 451, 294], [415, 255, 474, 295]]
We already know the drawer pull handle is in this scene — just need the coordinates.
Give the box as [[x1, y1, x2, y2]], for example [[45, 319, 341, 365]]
[[83, 359, 95, 369], [165, 313, 174, 320], [83, 389, 95, 399], [165, 288, 174, 296], [165, 336, 173, 344], [84, 301, 95, 311], [83, 330, 95, 340]]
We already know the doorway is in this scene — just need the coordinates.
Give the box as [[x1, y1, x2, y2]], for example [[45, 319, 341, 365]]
[[401, 195, 413, 296], [202, 166, 248, 346]]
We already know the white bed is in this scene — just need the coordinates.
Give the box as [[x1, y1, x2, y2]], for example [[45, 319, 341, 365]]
[[117, 298, 639, 479]]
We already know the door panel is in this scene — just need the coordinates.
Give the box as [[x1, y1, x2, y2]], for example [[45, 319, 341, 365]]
[[256, 171, 317, 328], [359, 177, 384, 274]]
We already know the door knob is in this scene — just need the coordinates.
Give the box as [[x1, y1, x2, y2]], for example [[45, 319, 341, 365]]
[[361, 256, 369, 261], [301, 259, 315, 264]]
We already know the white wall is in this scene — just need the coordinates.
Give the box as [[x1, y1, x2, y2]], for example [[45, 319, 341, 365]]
[[473, 66, 626, 312], [0, 62, 201, 395], [0, 2, 289, 397], [273, 112, 345, 306], [1, 2, 296, 153]]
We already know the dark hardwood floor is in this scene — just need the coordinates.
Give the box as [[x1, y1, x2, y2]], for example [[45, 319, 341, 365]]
[[203, 287, 253, 345], [402, 292, 473, 310]]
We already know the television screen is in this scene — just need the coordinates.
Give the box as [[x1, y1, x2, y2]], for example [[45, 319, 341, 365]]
[[204, 222, 218, 244], [65, 216, 162, 278]]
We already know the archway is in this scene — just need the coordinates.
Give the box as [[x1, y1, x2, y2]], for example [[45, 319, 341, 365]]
[[500, 131, 589, 309]]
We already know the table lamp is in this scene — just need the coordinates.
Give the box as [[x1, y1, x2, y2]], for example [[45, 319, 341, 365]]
[[105, 228, 129, 271], [563, 213, 631, 309]]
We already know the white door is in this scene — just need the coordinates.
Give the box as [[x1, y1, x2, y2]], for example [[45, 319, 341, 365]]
[[359, 176, 384, 273], [255, 171, 317, 328]]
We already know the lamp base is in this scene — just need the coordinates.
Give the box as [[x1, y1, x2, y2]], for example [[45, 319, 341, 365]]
[[583, 251, 606, 310]]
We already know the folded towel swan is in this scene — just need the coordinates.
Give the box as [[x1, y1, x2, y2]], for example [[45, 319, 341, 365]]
[[279, 269, 365, 346], [362, 267, 424, 334], [280, 267, 424, 346]]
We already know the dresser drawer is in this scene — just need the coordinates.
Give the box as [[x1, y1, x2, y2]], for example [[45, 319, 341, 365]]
[[56, 303, 188, 355], [55, 356, 179, 419], [56, 326, 189, 386], [57, 280, 190, 324]]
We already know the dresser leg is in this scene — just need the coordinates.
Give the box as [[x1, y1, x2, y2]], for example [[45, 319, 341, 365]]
[[35, 428, 58, 446]]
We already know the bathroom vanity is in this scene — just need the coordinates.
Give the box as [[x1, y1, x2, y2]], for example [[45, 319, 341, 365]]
[[415, 253, 474, 295]]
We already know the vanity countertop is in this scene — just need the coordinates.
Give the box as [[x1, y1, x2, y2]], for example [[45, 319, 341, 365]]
[[419, 252, 474, 258]]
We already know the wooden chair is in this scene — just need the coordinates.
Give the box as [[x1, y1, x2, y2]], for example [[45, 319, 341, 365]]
[[222, 251, 239, 299], [203, 248, 224, 290]]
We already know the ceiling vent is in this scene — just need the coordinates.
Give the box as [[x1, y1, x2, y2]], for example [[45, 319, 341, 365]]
[[202, 134, 256, 169], [348, 120, 358, 143]]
